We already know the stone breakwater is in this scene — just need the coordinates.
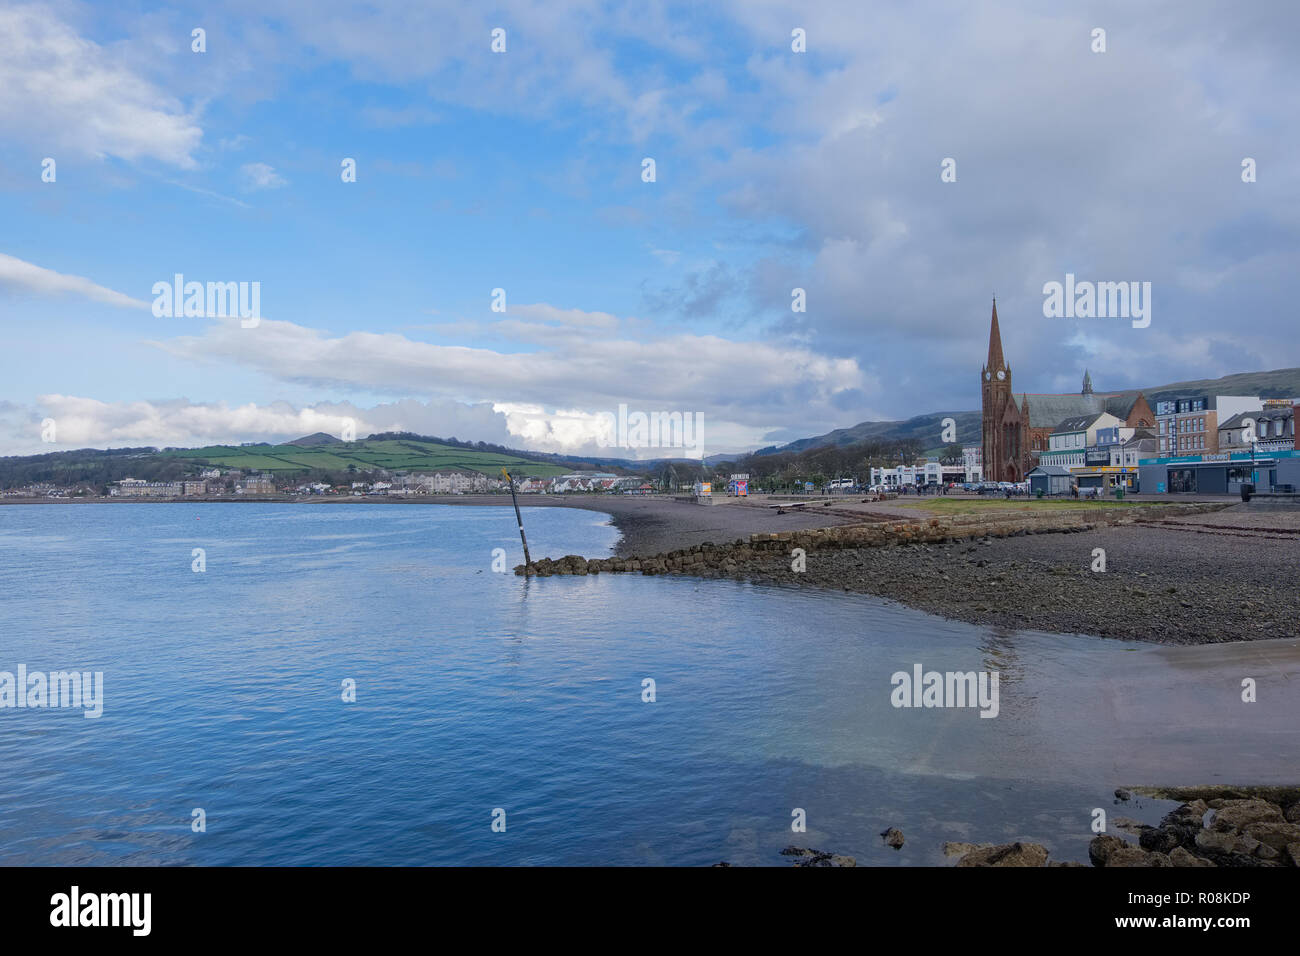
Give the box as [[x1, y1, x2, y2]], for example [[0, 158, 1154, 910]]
[[513, 503, 1281, 645], [512, 502, 1222, 574], [513, 503, 1225, 578]]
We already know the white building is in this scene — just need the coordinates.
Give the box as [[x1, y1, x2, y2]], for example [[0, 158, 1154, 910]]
[[962, 445, 983, 482], [870, 461, 942, 489], [1039, 412, 1123, 470], [550, 473, 620, 493]]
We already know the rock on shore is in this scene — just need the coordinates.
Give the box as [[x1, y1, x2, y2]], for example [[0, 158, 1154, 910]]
[[779, 846, 858, 867], [710, 789, 1300, 866], [949, 788, 1300, 867]]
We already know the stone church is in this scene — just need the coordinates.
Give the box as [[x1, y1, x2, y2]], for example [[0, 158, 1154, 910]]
[[981, 300, 1153, 482]]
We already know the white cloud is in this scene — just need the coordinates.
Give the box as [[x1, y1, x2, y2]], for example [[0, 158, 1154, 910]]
[[0, 4, 201, 167], [0, 252, 148, 309], [0, 394, 760, 459], [0, 396, 514, 456], [148, 307, 868, 436], [240, 162, 287, 189]]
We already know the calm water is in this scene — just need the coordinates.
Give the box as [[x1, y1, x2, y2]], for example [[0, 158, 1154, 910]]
[[1, 502, 1279, 866]]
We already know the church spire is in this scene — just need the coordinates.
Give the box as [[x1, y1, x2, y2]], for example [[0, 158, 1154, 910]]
[[1082, 368, 1094, 394], [986, 298, 1006, 372]]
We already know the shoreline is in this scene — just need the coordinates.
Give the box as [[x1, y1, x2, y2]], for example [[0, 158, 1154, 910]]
[[10, 494, 1299, 645], [514, 498, 1300, 646], [0, 493, 858, 557]]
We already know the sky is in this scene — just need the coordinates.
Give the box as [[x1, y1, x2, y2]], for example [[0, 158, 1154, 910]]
[[1, 0, 1297, 458]]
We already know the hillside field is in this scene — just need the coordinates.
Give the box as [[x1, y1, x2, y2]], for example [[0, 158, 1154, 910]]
[[162, 439, 570, 477]]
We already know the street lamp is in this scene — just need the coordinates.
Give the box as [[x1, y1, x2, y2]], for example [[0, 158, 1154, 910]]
[[1251, 434, 1257, 490]]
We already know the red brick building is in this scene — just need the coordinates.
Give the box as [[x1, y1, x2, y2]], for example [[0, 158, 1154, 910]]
[[980, 300, 1154, 482]]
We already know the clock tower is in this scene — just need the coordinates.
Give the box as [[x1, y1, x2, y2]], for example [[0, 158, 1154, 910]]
[[981, 298, 1026, 481]]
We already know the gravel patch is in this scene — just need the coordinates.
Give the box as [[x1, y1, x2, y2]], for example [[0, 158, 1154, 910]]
[[721, 523, 1300, 645]]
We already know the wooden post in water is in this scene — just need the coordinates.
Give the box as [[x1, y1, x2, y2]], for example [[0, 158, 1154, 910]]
[[502, 469, 532, 572]]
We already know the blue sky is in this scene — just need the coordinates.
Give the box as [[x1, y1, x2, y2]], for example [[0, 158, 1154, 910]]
[[2, 0, 1297, 457]]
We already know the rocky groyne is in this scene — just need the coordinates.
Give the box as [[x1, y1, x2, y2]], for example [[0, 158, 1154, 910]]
[[511, 503, 1272, 644], [515, 502, 1224, 578]]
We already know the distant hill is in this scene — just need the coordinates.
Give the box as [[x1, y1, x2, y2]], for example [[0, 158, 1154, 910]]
[[1127, 368, 1300, 406], [161, 437, 572, 478], [775, 410, 982, 455], [285, 432, 343, 447], [767, 367, 1300, 455], [0, 436, 578, 489], [0, 430, 727, 490]]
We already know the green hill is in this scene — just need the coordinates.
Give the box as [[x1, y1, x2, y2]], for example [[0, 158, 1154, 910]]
[[161, 438, 570, 477]]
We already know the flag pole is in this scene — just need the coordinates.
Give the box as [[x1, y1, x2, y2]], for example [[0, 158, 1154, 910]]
[[502, 469, 532, 572]]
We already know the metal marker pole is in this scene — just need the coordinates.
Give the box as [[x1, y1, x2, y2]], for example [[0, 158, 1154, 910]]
[[502, 469, 532, 572]]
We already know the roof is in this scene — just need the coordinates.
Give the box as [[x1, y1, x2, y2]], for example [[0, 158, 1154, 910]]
[[1219, 408, 1290, 429], [1020, 392, 1136, 429], [986, 300, 1005, 371], [1050, 412, 1115, 434], [1028, 465, 1073, 476]]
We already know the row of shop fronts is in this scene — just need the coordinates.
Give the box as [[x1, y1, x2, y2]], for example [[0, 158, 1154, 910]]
[[1027, 464, 1138, 496], [1136, 449, 1300, 495], [1028, 449, 1300, 496]]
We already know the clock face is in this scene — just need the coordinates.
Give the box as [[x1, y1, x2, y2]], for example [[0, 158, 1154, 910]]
[[983, 372, 991, 381], [996, 370, 1005, 380]]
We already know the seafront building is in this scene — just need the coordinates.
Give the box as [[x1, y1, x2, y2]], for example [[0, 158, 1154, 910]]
[[1037, 412, 1124, 469], [110, 478, 184, 497], [1154, 395, 1261, 455], [1137, 448, 1300, 495], [1135, 400, 1300, 494], [869, 459, 969, 489], [550, 473, 620, 493], [1217, 403, 1295, 453], [980, 300, 1154, 482], [976, 299, 1300, 496], [236, 474, 276, 494]]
